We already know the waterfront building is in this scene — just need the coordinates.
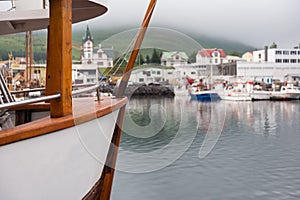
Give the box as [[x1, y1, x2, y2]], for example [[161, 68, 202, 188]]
[[237, 46, 300, 82], [242, 51, 253, 62], [161, 51, 188, 66], [72, 64, 100, 84], [196, 48, 227, 65], [129, 68, 171, 85], [128, 64, 220, 86], [284, 74, 300, 83]]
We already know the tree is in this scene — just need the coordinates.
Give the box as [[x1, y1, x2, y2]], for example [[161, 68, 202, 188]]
[[151, 48, 160, 64], [188, 51, 197, 63], [135, 54, 145, 65], [228, 51, 241, 57], [146, 55, 150, 64]]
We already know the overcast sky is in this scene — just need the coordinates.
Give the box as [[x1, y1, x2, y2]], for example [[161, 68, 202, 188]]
[[74, 0, 300, 49], [1, 0, 299, 48]]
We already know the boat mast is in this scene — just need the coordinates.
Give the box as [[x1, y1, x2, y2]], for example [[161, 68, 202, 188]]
[[115, 0, 157, 98], [46, 0, 72, 118], [25, 31, 33, 83]]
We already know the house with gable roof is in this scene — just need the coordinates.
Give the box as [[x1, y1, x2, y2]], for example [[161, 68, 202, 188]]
[[196, 48, 227, 65], [242, 51, 253, 62], [161, 51, 188, 66]]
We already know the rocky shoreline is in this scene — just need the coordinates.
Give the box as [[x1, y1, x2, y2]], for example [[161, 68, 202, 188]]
[[112, 85, 175, 97]]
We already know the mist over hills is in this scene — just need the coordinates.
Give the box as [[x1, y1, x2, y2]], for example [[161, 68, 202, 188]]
[[0, 27, 256, 62]]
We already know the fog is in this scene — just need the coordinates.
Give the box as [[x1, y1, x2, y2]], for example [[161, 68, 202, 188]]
[[77, 0, 300, 49], [1, 0, 299, 49]]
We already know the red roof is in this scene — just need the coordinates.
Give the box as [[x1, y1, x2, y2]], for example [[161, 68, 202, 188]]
[[198, 48, 227, 58]]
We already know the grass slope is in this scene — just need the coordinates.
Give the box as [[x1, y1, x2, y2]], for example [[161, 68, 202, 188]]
[[0, 27, 256, 62]]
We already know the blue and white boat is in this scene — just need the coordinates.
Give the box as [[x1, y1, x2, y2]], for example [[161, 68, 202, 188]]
[[189, 83, 220, 101]]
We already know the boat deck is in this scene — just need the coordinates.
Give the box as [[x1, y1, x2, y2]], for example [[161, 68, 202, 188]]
[[0, 97, 127, 146]]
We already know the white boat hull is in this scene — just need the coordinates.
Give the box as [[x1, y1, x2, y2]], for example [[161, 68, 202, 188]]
[[270, 92, 300, 100], [219, 92, 252, 101], [251, 91, 271, 100], [0, 109, 119, 199]]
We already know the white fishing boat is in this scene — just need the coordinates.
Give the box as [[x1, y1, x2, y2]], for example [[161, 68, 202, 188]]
[[251, 90, 271, 100], [219, 81, 253, 101], [270, 84, 300, 100], [0, 0, 156, 199]]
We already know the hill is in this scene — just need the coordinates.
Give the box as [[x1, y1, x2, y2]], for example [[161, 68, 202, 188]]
[[0, 27, 256, 62]]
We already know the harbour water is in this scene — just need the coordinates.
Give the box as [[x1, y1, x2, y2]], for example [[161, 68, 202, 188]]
[[111, 96, 300, 200]]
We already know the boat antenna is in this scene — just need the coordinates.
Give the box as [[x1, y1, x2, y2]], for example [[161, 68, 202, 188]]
[[115, 0, 157, 98]]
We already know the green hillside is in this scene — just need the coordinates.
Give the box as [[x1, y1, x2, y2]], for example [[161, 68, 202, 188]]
[[0, 27, 256, 62]]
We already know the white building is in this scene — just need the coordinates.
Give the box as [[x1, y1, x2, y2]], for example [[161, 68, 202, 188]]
[[196, 49, 227, 65], [128, 64, 211, 85], [225, 55, 245, 63], [72, 64, 99, 84], [81, 26, 114, 68], [237, 46, 300, 82], [129, 68, 171, 84], [161, 51, 188, 66]]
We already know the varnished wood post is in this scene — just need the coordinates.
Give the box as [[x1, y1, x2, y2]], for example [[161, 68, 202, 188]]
[[99, 106, 126, 200], [115, 0, 157, 98], [46, 0, 72, 117]]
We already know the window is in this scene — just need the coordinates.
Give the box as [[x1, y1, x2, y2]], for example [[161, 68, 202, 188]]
[[275, 50, 282, 55], [298, 59, 300, 63], [291, 59, 297, 63], [275, 59, 282, 63], [258, 54, 261, 59], [143, 71, 151, 76], [214, 52, 218, 57], [291, 51, 297, 55], [283, 59, 289, 63], [283, 51, 289, 55], [97, 62, 104, 66], [175, 55, 179, 60], [98, 52, 103, 58], [191, 71, 196, 75], [215, 59, 218, 64], [168, 72, 173, 75], [298, 51, 300, 55], [157, 71, 161, 75], [139, 78, 144, 82]]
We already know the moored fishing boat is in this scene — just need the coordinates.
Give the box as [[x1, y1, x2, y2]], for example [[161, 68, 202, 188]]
[[218, 81, 253, 101], [0, 0, 156, 199], [270, 84, 300, 100], [189, 83, 220, 102], [251, 90, 271, 101]]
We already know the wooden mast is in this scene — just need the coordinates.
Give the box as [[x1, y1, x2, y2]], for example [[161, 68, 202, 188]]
[[25, 32, 29, 82], [98, 1, 157, 199], [29, 31, 33, 83], [46, 0, 72, 118], [25, 31, 33, 83], [115, 0, 157, 98]]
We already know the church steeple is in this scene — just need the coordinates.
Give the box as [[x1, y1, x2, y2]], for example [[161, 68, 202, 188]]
[[81, 25, 94, 64], [82, 25, 93, 43]]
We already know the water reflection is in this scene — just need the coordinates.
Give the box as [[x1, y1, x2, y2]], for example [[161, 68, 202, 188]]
[[117, 96, 199, 173], [112, 97, 300, 200]]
